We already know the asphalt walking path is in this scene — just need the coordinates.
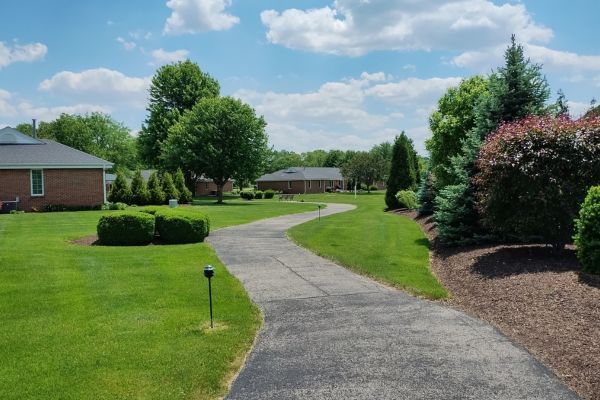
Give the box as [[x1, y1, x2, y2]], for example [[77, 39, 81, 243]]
[[208, 203, 578, 400]]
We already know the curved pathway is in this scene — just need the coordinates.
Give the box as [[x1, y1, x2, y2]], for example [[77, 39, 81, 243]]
[[208, 203, 578, 400]]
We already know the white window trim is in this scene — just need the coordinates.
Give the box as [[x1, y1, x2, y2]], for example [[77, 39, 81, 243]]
[[30, 169, 44, 197]]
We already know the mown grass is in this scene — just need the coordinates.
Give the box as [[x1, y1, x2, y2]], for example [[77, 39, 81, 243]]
[[0, 199, 314, 400], [289, 192, 448, 299]]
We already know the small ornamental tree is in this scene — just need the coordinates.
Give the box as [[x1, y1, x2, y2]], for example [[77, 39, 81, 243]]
[[174, 168, 193, 203], [108, 170, 132, 204], [130, 169, 150, 205], [161, 172, 180, 203], [475, 116, 600, 250], [574, 186, 600, 274], [147, 172, 166, 205]]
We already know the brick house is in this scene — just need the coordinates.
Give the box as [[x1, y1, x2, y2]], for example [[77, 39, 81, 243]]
[[195, 177, 234, 196], [0, 127, 113, 212], [256, 167, 345, 194]]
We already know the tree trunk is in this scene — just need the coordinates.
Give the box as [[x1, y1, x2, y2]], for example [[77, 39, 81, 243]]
[[216, 184, 224, 204]]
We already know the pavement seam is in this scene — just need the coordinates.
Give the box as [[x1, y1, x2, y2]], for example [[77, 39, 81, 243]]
[[272, 256, 331, 296]]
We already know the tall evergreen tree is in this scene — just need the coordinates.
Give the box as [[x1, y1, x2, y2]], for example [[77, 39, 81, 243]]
[[385, 133, 417, 209], [434, 35, 551, 246], [174, 168, 193, 203], [161, 172, 180, 203], [147, 172, 166, 205], [108, 170, 132, 204], [130, 169, 150, 205]]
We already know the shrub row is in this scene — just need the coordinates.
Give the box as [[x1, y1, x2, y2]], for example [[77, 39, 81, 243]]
[[97, 208, 210, 246], [240, 189, 276, 200]]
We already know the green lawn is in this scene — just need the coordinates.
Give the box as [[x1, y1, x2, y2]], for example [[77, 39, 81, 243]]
[[289, 192, 448, 299], [0, 200, 315, 400]]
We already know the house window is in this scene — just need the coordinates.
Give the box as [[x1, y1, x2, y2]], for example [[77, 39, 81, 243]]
[[318, 180, 322, 188], [31, 169, 44, 196], [308, 180, 312, 189], [287, 181, 292, 189]]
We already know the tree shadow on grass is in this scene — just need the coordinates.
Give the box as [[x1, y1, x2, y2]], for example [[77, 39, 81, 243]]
[[414, 237, 430, 249], [469, 245, 599, 288]]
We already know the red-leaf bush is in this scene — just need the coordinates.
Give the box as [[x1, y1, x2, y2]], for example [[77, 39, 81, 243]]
[[475, 116, 600, 250]]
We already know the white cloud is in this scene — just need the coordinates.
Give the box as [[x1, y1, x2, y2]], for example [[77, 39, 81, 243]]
[[150, 48, 190, 64], [0, 41, 47, 69], [39, 68, 151, 108], [234, 73, 459, 153], [261, 0, 552, 56], [366, 77, 463, 104], [164, 0, 239, 35], [568, 101, 593, 118], [116, 37, 137, 51], [0, 87, 108, 122]]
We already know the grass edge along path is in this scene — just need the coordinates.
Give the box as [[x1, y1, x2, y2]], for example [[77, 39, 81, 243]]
[[288, 192, 448, 300], [0, 199, 315, 400]]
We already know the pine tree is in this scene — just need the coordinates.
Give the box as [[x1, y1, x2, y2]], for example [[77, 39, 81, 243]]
[[174, 168, 193, 203], [147, 172, 165, 205], [161, 172, 180, 203], [417, 165, 435, 216], [385, 133, 417, 209], [108, 170, 132, 204], [434, 35, 551, 246], [130, 169, 150, 205]]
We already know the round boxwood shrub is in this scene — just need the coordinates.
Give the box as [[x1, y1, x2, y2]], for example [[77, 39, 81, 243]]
[[574, 186, 600, 275], [155, 209, 210, 244], [97, 212, 155, 246], [254, 190, 264, 199], [396, 190, 417, 209], [240, 191, 255, 200], [264, 189, 275, 199]]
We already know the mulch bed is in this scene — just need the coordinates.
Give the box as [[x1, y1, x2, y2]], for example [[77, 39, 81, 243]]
[[70, 235, 169, 246], [393, 210, 600, 400]]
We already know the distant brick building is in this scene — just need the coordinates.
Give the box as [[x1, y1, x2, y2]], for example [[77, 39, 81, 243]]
[[256, 167, 345, 194], [0, 127, 112, 212], [195, 178, 234, 196]]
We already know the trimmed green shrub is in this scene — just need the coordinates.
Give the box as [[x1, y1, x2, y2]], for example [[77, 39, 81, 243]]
[[161, 172, 180, 204], [138, 206, 163, 215], [396, 190, 417, 209], [174, 168, 193, 204], [108, 202, 127, 210], [254, 190, 264, 199], [43, 204, 103, 212], [240, 191, 255, 200], [155, 209, 210, 244], [97, 212, 155, 246], [369, 185, 378, 191], [574, 186, 600, 274], [264, 189, 275, 199]]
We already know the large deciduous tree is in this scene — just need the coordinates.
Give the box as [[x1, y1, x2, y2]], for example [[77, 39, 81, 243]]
[[341, 151, 386, 193], [138, 60, 220, 167], [426, 76, 489, 189], [162, 96, 268, 204], [18, 113, 138, 170]]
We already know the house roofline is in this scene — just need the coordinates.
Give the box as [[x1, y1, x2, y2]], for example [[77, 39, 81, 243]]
[[0, 164, 113, 170]]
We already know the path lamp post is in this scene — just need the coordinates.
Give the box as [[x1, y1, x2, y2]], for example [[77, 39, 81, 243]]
[[204, 265, 215, 329], [317, 204, 323, 221]]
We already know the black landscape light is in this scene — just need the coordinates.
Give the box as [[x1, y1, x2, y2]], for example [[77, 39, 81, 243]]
[[203, 265, 215, 329], [317, 203, 324, 221]]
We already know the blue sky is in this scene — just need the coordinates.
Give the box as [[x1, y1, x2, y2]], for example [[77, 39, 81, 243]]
[[1, 0, 599, 154]]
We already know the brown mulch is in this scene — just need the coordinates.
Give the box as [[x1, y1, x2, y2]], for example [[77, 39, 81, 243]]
[[393, 210, 600, 400]]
